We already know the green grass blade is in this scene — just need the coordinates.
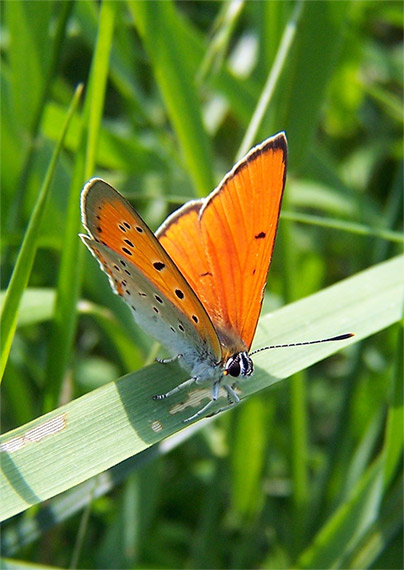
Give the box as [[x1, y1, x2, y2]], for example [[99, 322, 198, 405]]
[[297, 456, 403, 569], [282, 211, 404, 244], [342, 475, 403, 569], [197, 0, 244, 84], [129, 0, 215, 196], [43, 1, 116, 411], [3, 1, 73, 263], [1, 255, 402, 521], [0, 288, 56, 328], [382, 323, 404, 490], [230, 397, 268, 517], [283, 1, 349, 168], [237, 0, 303, 158], [0, 85, 82, 380], [297, 458, 384, 569]]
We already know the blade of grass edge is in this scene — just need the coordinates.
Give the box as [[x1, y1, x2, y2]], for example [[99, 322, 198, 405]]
[[129, 0, 215, 196], [1, 426, 201, 556], [237, 0, 303, 159], [3, 1, 73, 263], [296, 322, 404, 569], [0, 85, 83, 380], [343, 475, 403, 569], [296, 458, 384, 569], [43, 1, 116, 412], [383, 322, 404, 489]]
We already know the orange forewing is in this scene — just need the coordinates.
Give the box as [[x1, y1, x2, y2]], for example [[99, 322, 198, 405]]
[[81, 180, 221, 359], [157, 133, 287, 354]]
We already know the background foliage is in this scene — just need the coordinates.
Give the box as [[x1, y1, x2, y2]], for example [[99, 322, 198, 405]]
[[1, 1, 402, 568]]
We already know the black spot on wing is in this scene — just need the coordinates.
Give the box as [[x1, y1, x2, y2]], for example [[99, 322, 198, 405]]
[[255, 231, 266, 239], [153, 262, 165, 271], [175, 289, 184, 299]]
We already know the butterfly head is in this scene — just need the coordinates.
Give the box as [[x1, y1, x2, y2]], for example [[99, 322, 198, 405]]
[[223, 352, 254, 378]]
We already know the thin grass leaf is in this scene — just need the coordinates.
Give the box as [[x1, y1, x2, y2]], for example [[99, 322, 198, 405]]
[[281, 213, 310, 554], [42, 102, 165, 174], [342, 475, 403, 569], [129, 0, 215, 196], [282, 211, 404, 244], [3, 1, 73, 263], [237, 0, 303, 158], [43, 1, 116, 411], [231, 397, 268, 517], [297, 326, 403, 569], [382, 323, 404, 490], [0, 85, 83, 380], [283, 1, 349, 168], [7, 1, 51, 133], [1, 255, 402, 521], [0, 289, 56, 328], [197, 0, 245, 83], [297, 458, 384, 569]]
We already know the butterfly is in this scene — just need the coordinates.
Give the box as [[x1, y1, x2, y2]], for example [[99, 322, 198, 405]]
[[80, 132, 351, 423]]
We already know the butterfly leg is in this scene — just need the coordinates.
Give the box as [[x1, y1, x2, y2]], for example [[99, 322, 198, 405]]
[[183, 381, 221, 423], [205, 384, 241, 418], [155, 353, 183, 364], [152, 376, 196, 400]]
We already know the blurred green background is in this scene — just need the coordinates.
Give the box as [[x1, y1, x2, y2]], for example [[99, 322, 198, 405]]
[[1, 1, 402, 568]]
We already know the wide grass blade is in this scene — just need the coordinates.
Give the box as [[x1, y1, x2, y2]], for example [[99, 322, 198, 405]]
[[1, 255, 402, 521]]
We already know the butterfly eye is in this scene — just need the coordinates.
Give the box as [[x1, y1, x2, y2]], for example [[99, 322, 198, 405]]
[[225, 352, 254, 378], [227, 359, 241, 377]]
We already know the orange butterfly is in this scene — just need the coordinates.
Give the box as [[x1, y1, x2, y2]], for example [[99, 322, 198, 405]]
[[81, 132, 351, 422]]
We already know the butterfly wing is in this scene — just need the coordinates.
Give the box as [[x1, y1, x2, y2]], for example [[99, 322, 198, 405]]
[[156, 200, 216, 314], [81, 179, 222, 367], [157, 132, 287, 355]]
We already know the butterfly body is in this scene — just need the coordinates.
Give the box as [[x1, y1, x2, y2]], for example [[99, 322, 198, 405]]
[[81, 132, 288, 422]]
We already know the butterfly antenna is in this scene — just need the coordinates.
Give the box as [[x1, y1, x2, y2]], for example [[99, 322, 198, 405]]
[[249, 333, 354, 356]]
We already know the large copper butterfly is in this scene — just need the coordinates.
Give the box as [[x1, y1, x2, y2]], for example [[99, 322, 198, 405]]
[[80, 132, 351, 422]]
